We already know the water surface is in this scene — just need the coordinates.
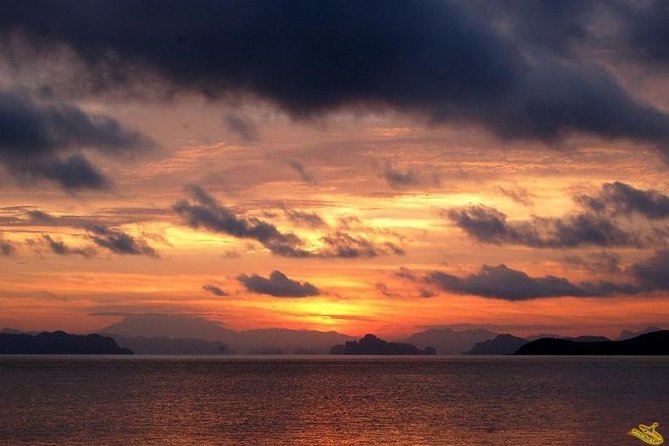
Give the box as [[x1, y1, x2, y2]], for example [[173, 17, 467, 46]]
[[1, 356, 666, 445]]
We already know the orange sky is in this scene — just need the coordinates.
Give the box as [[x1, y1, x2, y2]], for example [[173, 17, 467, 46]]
[[1, 1, 669, 339]]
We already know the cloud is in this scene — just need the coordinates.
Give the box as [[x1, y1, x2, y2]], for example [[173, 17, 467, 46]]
[[576, 182, 669, 219], [629, 249, 669, 291], [86, 225, 158, 257], [426, 264, 638, 300], [37, 154, 111, 191], [319, 231, 405, 258], [0, 238, 14, 256], [446, 205, 641, 248], [283, 208, 326, 228], [4, 1, 669, 155], [173, 185, 403, 258], [237, 270, 319, 297], [224, 114, 258, 141], [497, 185, 535, 206], [288, 160, 315, 183], [42, 234, 95, 257], [383, 165, 440, 189], [562, 251, 622, 275], [173, 184, 312, 257], [0, 89, 153, 190], [202, 284, 228, 297]]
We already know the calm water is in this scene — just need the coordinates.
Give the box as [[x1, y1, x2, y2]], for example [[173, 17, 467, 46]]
[[0, 356, 667, 445]]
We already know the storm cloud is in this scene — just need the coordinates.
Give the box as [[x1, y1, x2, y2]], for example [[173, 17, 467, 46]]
[[238, 270, 319, 297], [3, 1, 669, 155]]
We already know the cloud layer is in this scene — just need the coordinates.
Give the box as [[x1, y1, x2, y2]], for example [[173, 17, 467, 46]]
[[3, 1, 669, 155]]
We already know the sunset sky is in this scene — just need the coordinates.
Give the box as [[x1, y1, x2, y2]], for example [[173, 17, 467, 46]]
[[1, 0, 669, 338]]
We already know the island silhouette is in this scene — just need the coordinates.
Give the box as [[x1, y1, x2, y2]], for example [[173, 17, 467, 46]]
[[0, 331, 133, 354], [514, 330, 669, 355], [330, 334, 436, 355]]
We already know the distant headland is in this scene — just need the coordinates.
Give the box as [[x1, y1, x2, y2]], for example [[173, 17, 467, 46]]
[[514, 330, 669, 355], [0, 331, 133, 355], [330, 334, 436, 355]]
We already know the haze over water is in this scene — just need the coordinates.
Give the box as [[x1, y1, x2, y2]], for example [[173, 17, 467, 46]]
[[1, 356, 666, 445]]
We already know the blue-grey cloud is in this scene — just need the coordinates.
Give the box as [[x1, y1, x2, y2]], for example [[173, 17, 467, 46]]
[[0, 89, 153, 190], [42, 234, 95, 257], [3, 1, 669, 155], [202, 284, 228, 297], [173, 185, 403, 258], [86, 225, 158, 257], [577, 182, 669, 220], [238, 270, 319, 297], [426, 264, 638, 300]]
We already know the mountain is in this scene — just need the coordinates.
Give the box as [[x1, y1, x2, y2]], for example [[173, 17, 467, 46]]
[[405, 327, 497, 354], [101, 314, 354, 354], [618, 326, 665, 341], [101, 314, 236, 342], [465, 334, 527, 355], [111, 336, 229, 355], [330, 334, 436, 355], [0, 331, 133, 354], [515, 331, 669, 355]]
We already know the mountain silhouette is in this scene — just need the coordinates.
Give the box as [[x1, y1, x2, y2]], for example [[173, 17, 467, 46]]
[[101, 314, 354, 354], [618, 326, 665, 341], [404, 327, 497, 354], [514, 330, 669, 355], [330, 334, 436, 355], [0, 331, 133, 354], [464, 334, 528, 355]]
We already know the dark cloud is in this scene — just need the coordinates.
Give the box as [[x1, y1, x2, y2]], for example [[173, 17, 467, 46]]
[[173, 185, 403, 258], [202, 284, 228, 297], [173, 184, 312, 258], [0, 89, 153, 190], [0, 238, 14, 256], [562, 251, 622, 275], [224, 114, 258, 141], [42, 234, 95, 257], [37, 154, 111, 191], [384, 167, 420, 188], [86, 225, 158, 257], [288, 160, 315, 183], [283, 208, 326, 228], [576, 182, 669, 219], [629, 249, 669, 291], [497, 185, 535, 206], [3, 1, 669, 155], [447, 205, 641, 248], [319, 231, 405, 258], [383, 165, 440, 189], [426, 264, 638, 300], [238, 270, 319, 297]]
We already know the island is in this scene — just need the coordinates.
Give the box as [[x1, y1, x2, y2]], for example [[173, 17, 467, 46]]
[[0, 331, 134, 355], [514, 330, 669, 355], [330, 334, 436, 355]]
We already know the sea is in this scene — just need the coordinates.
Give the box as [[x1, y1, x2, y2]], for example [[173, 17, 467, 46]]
[[0, 356, 667, 445]]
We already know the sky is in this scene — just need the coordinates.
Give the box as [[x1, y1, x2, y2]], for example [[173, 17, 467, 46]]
[[1, 0, 669, 338]]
